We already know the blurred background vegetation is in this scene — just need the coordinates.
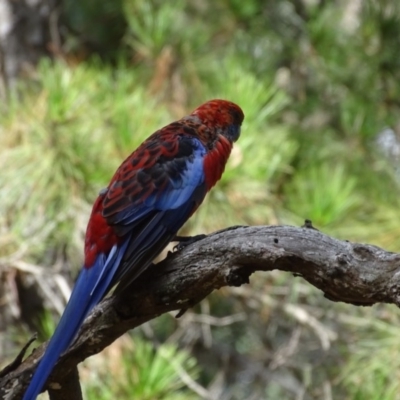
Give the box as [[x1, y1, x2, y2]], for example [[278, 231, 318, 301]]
[[2, 0, 400, 399]]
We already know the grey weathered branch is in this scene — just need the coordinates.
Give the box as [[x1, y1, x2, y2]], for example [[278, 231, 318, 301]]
[[2, 225, 400, 399]]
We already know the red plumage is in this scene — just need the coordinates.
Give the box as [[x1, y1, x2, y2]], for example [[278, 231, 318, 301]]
[[203, 135, 233, 190], [84, 194, 120, 267], [84, 99, 244, 268], [23, 99, 244, 400]]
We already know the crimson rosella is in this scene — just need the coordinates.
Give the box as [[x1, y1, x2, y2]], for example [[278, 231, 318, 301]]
[[23, 99, 244, 399]]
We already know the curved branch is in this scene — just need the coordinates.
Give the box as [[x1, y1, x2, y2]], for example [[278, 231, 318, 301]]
[[2, 225, 400, 399]]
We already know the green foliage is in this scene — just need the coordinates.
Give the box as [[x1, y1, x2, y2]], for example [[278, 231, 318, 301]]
[[340, 314, 400, 400], [83, 337, 199, 400], [0, 60, 170, 265], [4, 0, 400, 399], [284, 163, 360, 227], [63, 0, 125, 55], [37, 310, 58, 342], [123, 0, 189, 59]]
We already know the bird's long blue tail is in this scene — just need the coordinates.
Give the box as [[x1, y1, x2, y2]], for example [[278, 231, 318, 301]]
[[23, 241, 128, 400]]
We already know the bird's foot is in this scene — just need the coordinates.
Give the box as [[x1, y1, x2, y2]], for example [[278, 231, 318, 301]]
[[173, 234, 207, 252]]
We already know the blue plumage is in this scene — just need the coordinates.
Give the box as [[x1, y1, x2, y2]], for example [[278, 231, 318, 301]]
[[23, 240, 129, 400], [23, 99, 244, 399]]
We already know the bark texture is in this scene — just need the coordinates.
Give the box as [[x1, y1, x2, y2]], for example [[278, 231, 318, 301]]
[[2, 225, 400, 399]]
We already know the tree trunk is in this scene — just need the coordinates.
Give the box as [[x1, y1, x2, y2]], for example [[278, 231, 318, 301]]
[[0, 0, 60, 97]]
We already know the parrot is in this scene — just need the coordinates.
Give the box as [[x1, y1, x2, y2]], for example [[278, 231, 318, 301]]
[[23, 99, 244, 400]]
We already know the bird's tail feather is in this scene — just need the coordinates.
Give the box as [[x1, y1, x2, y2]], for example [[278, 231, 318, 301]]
[[23, 240, 129, 400]]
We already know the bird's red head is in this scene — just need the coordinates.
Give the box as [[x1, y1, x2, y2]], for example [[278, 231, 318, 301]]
[[190, 99, 244, 142]]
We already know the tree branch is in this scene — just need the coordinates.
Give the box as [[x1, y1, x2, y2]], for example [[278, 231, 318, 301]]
[[2, 225, 400, 399]]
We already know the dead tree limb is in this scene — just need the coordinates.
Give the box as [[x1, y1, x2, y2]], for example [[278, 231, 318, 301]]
[[2, 224, 400, 399]]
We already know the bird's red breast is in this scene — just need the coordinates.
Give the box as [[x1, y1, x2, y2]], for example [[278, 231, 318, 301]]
[[203, 135, 233, 190]]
